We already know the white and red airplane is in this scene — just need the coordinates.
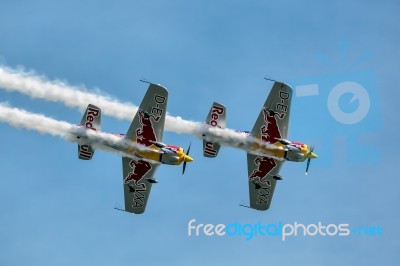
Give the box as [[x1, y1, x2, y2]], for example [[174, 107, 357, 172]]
[[74, 83, 193, 214], [202, 82, 318, 211]]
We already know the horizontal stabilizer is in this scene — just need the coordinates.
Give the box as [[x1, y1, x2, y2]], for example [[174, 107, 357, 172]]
[[78, 104, 101, 160], [203, 102, 226, 158], [78, 144, 95, 160]]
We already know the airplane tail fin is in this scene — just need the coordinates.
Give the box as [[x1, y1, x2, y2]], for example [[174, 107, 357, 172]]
[[203, 102, 226, 158], [78, 104, 101, 160]]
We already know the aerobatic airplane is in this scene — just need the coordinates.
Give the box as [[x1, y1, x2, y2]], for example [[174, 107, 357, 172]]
[[202, 81, 318, 211], [74, 83, 193, 214]]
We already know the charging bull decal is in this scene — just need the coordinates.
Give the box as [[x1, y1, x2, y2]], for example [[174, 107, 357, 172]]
[[249, 108, 283, 182], [260, 108, 284, 144], [136, 110, 160, 147], [249, 156, 277, 183], [123, 110, 159, 187], [124, 159, 152, 188]]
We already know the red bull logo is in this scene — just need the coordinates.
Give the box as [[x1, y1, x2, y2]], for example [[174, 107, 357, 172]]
[[136, 110, 159, 147], [79, 144, 92, 159], [124, 159, 152, 188], [249, 156, 277, 183], [204, 141, 217, 157], [85, 107, 100, 130], [260, 108, 284, 144], [209, 104, 224, 128], [124, 94, 165, 188]]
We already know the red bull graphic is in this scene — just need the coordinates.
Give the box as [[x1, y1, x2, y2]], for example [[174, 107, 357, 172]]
[[204, 141, 217, 157], [124, 94, 165, 190], [249, 156, 277, 183], [136, 110, 159, 147], [203, 103, 225, 157], [85, 106, 100, 130], [124, 159, 152, 188], [209, 104, 224, 128], [79, 144, 92, 159], [260, 108, 284, 144]]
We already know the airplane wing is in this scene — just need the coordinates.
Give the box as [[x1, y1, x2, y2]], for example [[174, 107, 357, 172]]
[[122, 83, 168, 214], [122, 157, 159, 214], [250, 82, 292, 140], [246, 82, 292, 210], [247, 154, 283, 210], [125, 83, 168, 144]]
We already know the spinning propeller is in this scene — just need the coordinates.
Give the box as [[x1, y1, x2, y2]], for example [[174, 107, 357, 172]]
[[305, 145, 317, 175], [182, 142, 193, 175]]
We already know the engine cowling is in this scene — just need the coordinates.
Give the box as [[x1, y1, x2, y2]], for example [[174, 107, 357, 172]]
[[276, 138, 291, 145], [160, 154, 179, 164]]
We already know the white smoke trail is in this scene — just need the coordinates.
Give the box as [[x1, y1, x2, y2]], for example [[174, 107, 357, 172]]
[[0, 66, 198, 133], [0, 103, 153, 160], [0, 66, 279, 152], [0, 102, 71, 136], [0, 66, 137, 120]]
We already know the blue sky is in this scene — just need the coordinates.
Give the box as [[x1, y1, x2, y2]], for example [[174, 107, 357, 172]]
[[0, 0, 399, 265]]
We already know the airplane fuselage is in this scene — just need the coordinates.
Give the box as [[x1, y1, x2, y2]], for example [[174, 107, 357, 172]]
[[75, 126, 193, 166], [235, 130, 316, 163]]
